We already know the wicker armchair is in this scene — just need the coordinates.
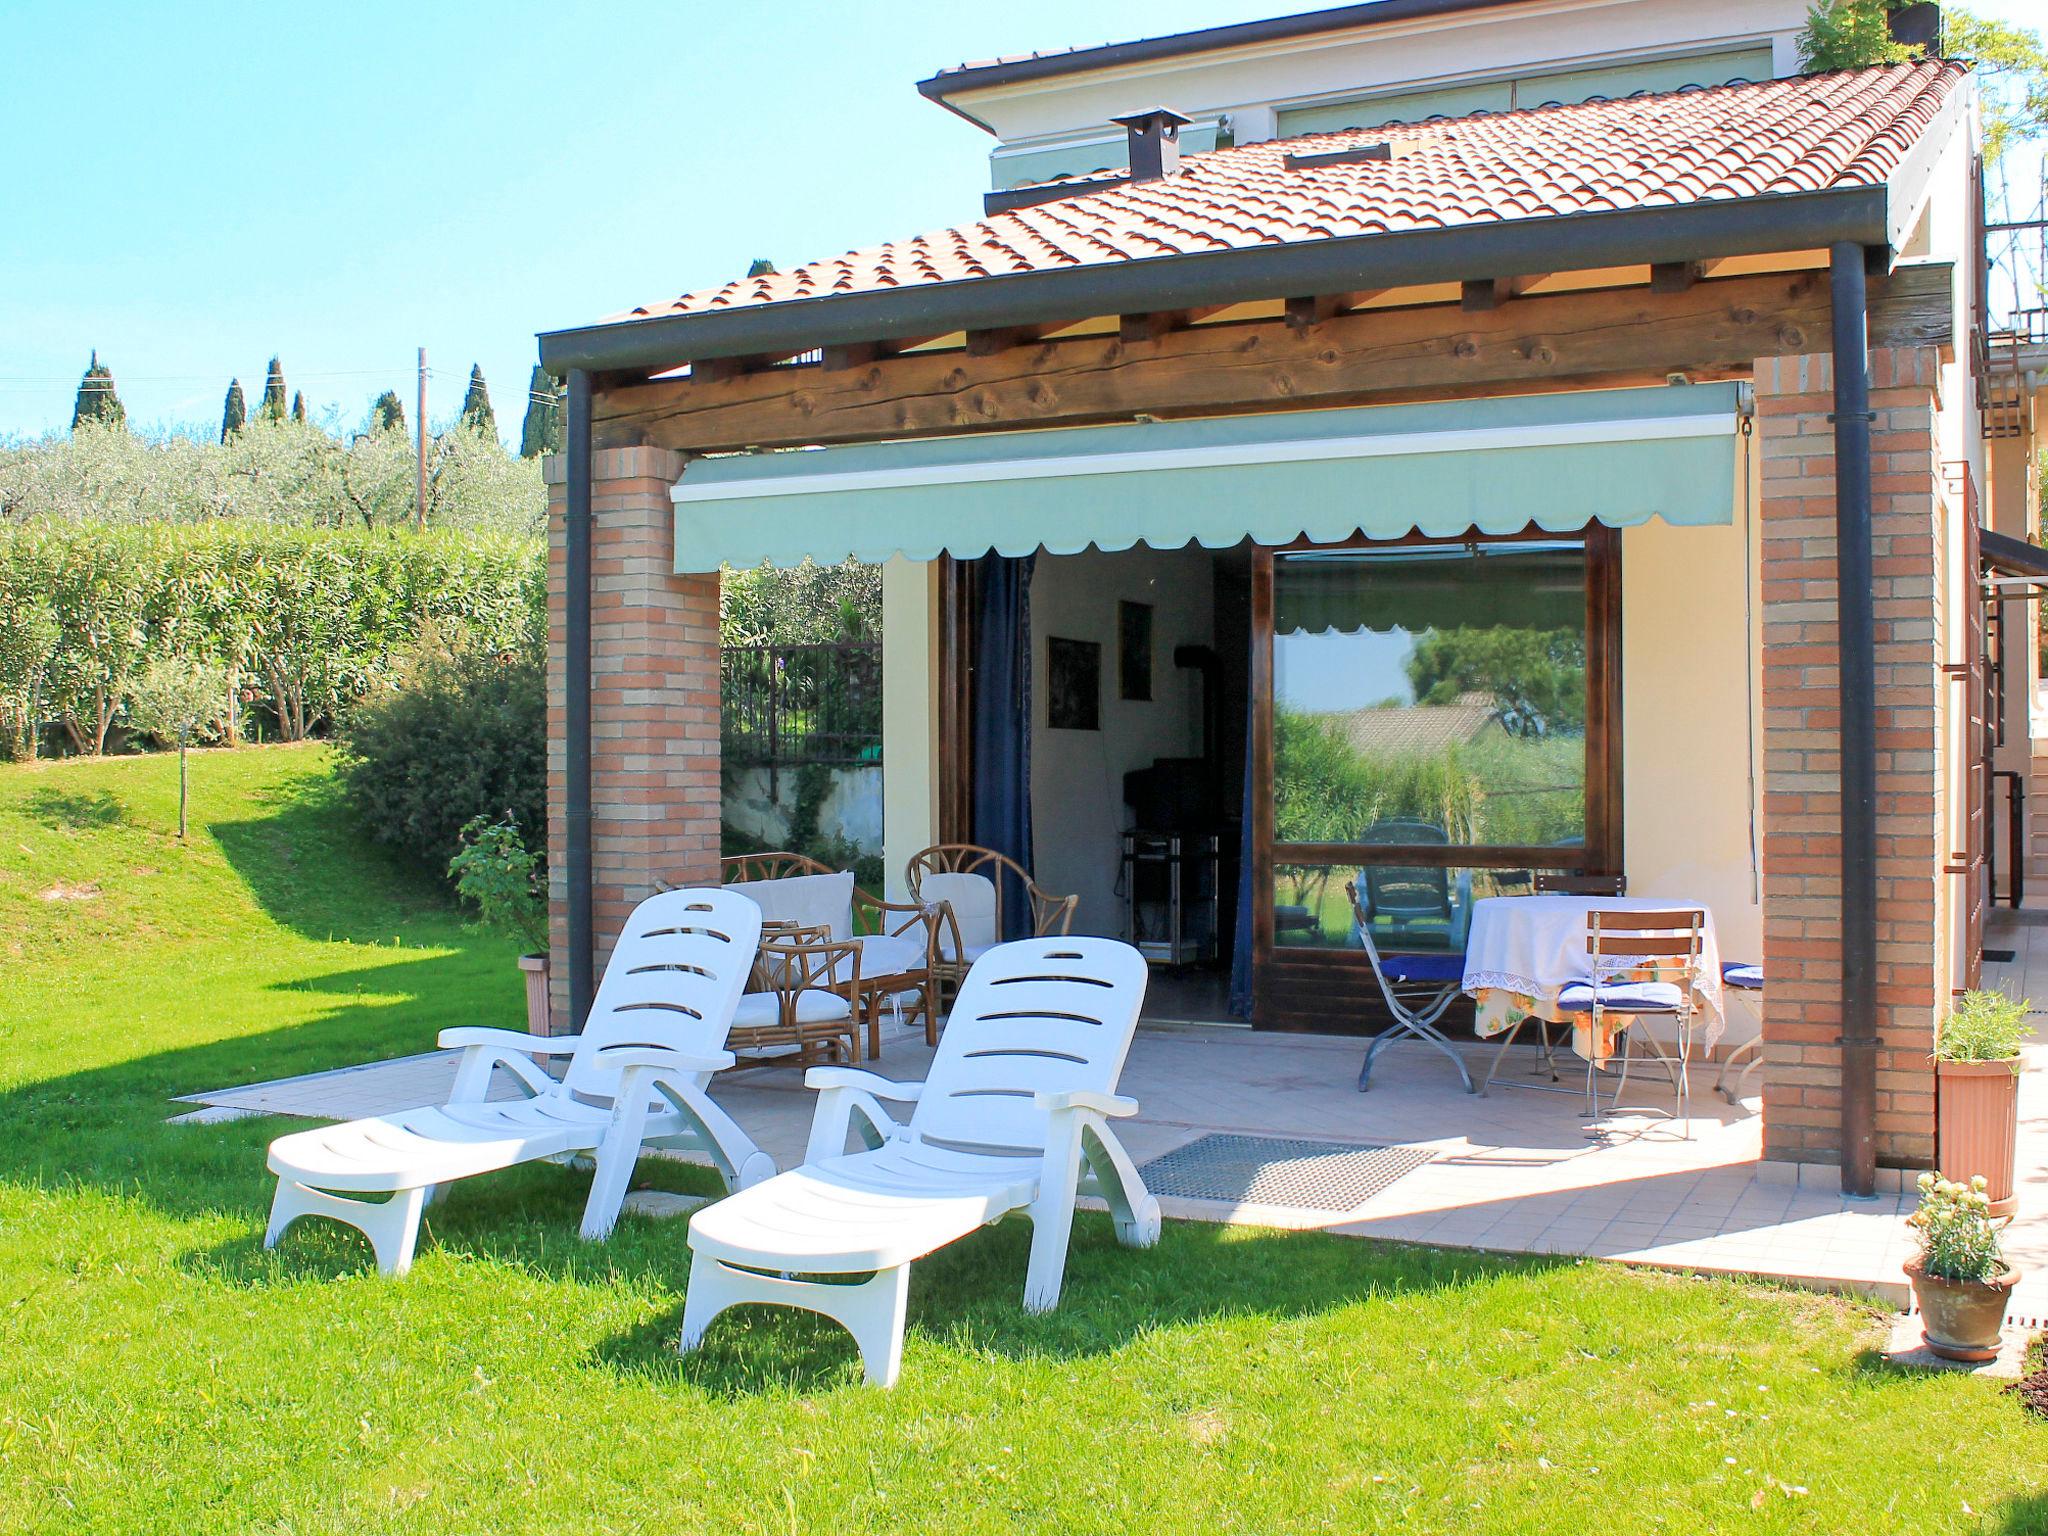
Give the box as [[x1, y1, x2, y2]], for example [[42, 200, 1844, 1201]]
[[714, 852, 942, 1050], [727, 923, 862, 1067], [903, 844, 1078, 1004]]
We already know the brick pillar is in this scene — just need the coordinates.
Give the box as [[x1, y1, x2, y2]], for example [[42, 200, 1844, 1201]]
[[1755, 347, 1945, 1170], [542, 446, 720, 1031]]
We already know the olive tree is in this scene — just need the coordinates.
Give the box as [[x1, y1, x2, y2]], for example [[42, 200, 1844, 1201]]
[[127, 653, 229, 836]]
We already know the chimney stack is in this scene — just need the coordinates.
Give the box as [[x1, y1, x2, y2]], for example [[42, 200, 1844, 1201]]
[[1111, 107, 1192, 182]]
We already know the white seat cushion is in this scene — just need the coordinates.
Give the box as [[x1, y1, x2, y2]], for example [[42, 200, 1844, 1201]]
[[920, 871, 999, 959], [732, 990, 854, 1027], [727, 871, 855, 941], [850, 932, 927, 980]]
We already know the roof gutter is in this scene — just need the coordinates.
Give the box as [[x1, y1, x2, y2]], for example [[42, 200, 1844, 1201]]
[[539, 183, 1891, 377], [915, 0, 1524, 103]]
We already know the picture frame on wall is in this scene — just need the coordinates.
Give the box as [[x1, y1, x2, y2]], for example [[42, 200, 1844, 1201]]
[[1118, 600, 1153, 702], [1046, 636, 1101, 731]]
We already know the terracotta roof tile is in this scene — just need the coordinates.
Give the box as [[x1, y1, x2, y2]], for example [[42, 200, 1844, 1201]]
[[609, 63, 1964, 327]]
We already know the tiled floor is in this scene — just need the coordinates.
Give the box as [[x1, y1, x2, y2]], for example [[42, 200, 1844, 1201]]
[[185, 1003, 1945, 1304]]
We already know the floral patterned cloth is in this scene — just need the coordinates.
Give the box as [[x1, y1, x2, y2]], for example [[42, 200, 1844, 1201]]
[[1462, 895, 1725, 1068]]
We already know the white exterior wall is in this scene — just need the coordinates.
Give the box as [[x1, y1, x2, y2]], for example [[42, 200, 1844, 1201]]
[[1620, 491, 1764, 973], [881, 557, 940, 902], [941, 0, 1811, 155], [1028, 545, 1216, 937]]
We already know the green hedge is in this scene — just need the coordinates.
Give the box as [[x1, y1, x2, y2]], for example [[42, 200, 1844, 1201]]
[[0, 523, 543, 756]]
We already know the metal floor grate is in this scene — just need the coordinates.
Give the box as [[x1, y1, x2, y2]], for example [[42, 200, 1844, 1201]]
[[1139, 1133, 1434, 1213]]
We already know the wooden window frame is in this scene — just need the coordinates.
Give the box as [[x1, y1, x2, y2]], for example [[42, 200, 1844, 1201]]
[[1252, 524, 1624, 972]]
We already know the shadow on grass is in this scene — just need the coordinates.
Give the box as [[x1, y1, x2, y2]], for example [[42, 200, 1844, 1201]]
[[1992, 1494, 2048, 1534], [22, 785, 130, 830], [209, 773, 457, 945]]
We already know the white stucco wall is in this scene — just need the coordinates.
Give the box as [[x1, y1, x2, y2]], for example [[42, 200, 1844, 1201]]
[[1620, 471, 1764, 975], [881, 557, 939, 902], [1029, 544, 1217, 937]]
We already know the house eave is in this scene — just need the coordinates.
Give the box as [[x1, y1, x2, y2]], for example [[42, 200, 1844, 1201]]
[[538, 184, 1893, 379]]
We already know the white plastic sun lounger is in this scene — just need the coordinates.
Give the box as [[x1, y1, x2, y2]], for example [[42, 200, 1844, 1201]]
[[681, 935, 1161, 1387], [264, 887, 768, 1275]]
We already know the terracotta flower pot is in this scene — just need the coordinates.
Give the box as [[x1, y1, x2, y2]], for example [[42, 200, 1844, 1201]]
[[517, 952, 552, 1036], [1935, 1057, 2021, 1220], [1905, 1257, 2019, 1362]]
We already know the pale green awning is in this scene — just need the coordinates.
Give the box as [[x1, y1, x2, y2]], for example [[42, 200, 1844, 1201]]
[[672, 383, 1746, 572]]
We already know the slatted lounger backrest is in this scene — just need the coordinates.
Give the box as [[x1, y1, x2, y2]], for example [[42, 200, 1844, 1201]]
[[562, 888, 763, 1100], [909, 937, 1149, 1154]]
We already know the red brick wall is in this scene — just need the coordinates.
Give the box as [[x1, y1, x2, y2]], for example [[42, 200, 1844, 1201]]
[[542, 446, 721, 1031], [1755, 347, 1947, 1169]]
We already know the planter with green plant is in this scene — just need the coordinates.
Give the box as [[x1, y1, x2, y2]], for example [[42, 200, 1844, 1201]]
[[447, 814, 552, 1035], [1934, 989, 2031, 1220], [1905, 1173, 2018, 1362]]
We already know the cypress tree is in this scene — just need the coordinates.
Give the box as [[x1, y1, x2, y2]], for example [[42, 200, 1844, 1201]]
[[220, 378, 247, 442], [746, 258, 778, 277], [290, 390, 307, 423], [371, 389, 406, 433], [259, 356, 289, 422], [518, 364, 564, 457], [70, 350, 126, 431], [459, 364, 495, 437]]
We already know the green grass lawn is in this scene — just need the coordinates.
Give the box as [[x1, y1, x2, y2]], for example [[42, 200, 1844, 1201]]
[[0, 745, 2038, 1534]]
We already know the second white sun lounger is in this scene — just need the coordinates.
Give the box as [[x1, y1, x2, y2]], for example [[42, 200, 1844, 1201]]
[[681, 935, 1160, 1386]]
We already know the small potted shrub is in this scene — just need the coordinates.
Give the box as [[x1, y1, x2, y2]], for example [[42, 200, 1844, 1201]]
[[448, 814, 551, 1035], [1934, 989, 2031, 1220], [1905, 1173, 2018, 1362]]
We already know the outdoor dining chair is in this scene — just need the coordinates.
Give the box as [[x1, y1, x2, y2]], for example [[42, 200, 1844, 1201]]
[[1569, 907, 1708, 1133], [1715, 961, 1764, 1104], [1344, 878, 1476, 1094], [1480, 872, 1629, 1095]]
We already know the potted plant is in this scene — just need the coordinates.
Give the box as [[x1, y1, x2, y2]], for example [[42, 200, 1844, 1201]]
[[448, 814, 552, 1035], [1934, 988, 2031, 1220], [1905, 1173, 2018, 1362]]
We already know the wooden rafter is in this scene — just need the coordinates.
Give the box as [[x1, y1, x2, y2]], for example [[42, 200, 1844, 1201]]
[[591, 263, 1954, 454]]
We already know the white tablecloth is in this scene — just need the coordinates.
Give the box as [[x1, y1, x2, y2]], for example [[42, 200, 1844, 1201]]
[[1461, 894, 1724, 1064]]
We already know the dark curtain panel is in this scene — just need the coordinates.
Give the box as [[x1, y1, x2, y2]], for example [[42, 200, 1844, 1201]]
[[970, 554, 1037, 941], [1227, 685, 1256, 1018]]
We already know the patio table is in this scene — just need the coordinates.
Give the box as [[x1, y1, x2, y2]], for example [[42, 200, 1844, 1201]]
[[1462, 894, 1725, 1067]]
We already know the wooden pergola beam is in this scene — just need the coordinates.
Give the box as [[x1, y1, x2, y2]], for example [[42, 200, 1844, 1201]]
[[1117, 308, 1223, 343], [592, 264, 1953, 454]]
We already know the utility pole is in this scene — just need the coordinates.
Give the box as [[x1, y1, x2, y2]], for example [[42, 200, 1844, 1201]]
[[415, 346, 429, 531]]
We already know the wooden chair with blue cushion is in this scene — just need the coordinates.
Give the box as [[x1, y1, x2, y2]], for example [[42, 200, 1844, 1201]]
[[1344, 878, 1476, 1093], [1566, 907, 1707, 1131]]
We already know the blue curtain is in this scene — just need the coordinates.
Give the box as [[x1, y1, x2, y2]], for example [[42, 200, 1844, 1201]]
[[1227, 685, 1256, 1019], [970, 555, 1037, 940]]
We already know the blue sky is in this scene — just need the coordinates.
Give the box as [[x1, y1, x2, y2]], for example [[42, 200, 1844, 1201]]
[[3, 1, 2039, 446]]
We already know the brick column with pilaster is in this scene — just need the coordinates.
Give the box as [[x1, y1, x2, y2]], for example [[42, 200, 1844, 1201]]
[[542, 446, 720, 1031], [1754, 347, 1949, 1172]]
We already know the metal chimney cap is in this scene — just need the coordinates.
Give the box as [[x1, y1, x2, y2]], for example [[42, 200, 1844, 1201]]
[[1110, 106, 1194, 130]]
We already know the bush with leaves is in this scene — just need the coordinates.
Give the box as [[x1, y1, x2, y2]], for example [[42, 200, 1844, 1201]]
[[448, 815, 549, 952], [0, 522, 542, 752], [337, 635, 546, 881]]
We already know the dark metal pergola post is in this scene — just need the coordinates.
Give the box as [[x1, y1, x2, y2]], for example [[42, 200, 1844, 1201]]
[[564, 368, 596, 1032], [1829, 241, 1879, 1200]]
